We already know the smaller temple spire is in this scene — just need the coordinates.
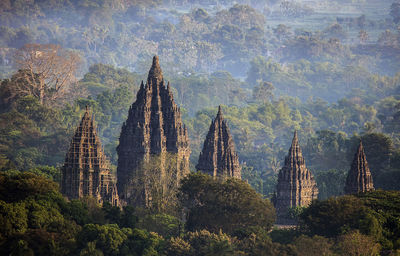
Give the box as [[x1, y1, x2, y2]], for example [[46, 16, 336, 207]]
[[61, 107, 119, 206], [274, 130, 318, 224], [196, 106, 241, 179], [344, 140, 374, 194]]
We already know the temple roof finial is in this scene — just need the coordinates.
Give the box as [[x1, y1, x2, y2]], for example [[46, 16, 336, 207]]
[[217, 105, 223, 119], [292, 130, 299, 146], [148, 55, 163, 82]]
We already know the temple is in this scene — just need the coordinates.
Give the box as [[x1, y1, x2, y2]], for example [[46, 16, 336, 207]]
[[61, 106, 119, 206], [196, 106, 241, 179], [274, 131, 318, 223], [344, 141, 374, 194], [117, 56, 191, 207]]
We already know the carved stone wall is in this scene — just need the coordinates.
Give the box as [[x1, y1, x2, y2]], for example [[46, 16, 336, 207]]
[[61, 106, 119, 206], [117, 56, 191, 207], [275, 131, 318, 223]]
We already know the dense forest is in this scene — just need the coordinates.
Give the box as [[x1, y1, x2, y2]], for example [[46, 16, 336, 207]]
[[1, 0, 400, 255]]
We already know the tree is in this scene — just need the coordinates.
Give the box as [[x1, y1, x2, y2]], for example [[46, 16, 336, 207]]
[[390, 2, 400, 24], [358, 133, 393, 181], [280, 1, 314, 17], [322, 23, 347, 41], [14, 44, 81, 105], [292, 235, 334, 256], [273, 24, 292, 42], [167, 230, 235, 256], [314, 169, 347, 200], [128, 153, 181, 214], [335, 231, 381, 256], [138, 213, 182, 238], [300, 195, 382, 239], [179, 173, 276, 235], [77, 224, 128, 256], [377, 30, 398, 47], [0, 172, 59, 203], [253, 82, 275, 103]]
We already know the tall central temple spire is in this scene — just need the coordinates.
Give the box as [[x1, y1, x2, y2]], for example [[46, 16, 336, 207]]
[[117, 56, 191, 207], [274, 131, 318, 224]]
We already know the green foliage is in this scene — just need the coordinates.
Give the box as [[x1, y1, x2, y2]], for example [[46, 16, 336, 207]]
[[0, 201, 28, 237], [77, 224, 128, 256], [314, 169, 347, 200], [0, 96, 70, 169], [120, 228, 165, 256], [138, 213, 182, 238], [301, 191, 400, 251], [0, 172, 79, 255], [0, 2, 399, 254], [287, 206, 306, 221], [118, 206, 138, 229], [359, 133, 393, 178], [292, 235, 334, 256], [334, 230, 381, 256], [303, 130, 349, 171], [0, 171, 167, 255], [179, 173, 276, 235], [253, 81, 275, 103], [0, 171, 59, 202], [167, 71, 246, 116], [27, 166, 61, 183], [300, 195, 381, 238], [270, 228, 299, 245], [80, 63, 140, 95], [0, 65, 139, 168], [167, 230, 235, 256]]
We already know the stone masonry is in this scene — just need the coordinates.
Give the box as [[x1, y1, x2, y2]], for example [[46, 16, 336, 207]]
[[116, 56, 191, 207], [275, 131, 318, 223], [344, 141, 374, 194], [196, 106, 241, 179], [61, 106, 119, 206]]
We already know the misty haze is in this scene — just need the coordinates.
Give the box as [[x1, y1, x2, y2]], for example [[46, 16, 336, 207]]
[[0, 0, 399, 255]]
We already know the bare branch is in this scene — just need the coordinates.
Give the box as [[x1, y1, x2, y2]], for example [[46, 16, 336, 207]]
[[13, 43, 81, 106]]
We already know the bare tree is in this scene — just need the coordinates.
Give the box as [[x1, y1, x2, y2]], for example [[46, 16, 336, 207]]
[[128, 152, 181, 214], [267, 156, 281, 175], [14, 44, 81, 105]]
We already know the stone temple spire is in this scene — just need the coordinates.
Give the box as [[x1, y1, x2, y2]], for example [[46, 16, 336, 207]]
[[61, 106, 119, 206], [274, 131, 318, 223], [117, 56, 191, 207], [148, 55, 163, 84], [344, 141, 374, 194], [196, 106, 241, 179]]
